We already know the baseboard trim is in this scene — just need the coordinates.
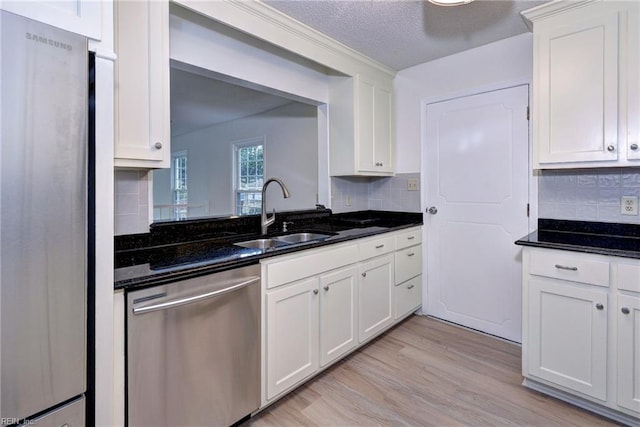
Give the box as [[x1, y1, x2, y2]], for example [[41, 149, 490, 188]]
[[523, 378, 640, 427]]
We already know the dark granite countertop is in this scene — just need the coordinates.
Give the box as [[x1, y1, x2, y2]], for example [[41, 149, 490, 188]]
[[115, 210, 422, 291], [515, 219, 640, 259]]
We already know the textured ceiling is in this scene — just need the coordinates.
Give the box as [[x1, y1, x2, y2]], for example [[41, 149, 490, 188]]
[[171, 0, 549, 137], [263, 0, 548, 70]]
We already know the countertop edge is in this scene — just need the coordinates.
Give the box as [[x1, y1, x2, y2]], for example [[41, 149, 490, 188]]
[[115, 222, 422, 291], [515, 234, 640, 260]]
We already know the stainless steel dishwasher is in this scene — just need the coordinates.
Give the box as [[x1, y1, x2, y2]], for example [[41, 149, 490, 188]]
[[127, 264, 261, 427]]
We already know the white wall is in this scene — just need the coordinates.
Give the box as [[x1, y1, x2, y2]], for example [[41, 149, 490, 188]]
[[394, 33, 534, 173], [154, 102, 319, 218]]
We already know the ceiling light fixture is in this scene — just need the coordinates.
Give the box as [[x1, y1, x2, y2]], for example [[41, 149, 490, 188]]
[[428, 0, 474, 6]]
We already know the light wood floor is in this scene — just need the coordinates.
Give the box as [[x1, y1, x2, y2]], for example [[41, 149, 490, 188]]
[[245, 315, 619, 427]]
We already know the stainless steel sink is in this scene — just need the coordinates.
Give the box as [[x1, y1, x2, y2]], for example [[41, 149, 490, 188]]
[[274, 232, 333, 244], [234, 238, 287, 250], [234, 232, 333, 250]]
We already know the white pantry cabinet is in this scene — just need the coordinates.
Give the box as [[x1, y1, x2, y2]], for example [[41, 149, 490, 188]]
[[0, 0, 102, 40], [522, 248, 640, 423], [114, 0, 170, 168], [261, 226, 422, 406], [523, 0, 640, 168], [329, 74, 394, 176]]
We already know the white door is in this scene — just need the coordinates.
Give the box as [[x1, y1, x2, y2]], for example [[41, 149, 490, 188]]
[[424, 85, 529, 342]]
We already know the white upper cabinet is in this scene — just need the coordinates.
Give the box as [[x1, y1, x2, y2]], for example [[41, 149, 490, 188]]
[[329, 74, 395, 176], [523, 0, 639, 168], [114, 0, 170, 168], [0, 0, 102, 40]]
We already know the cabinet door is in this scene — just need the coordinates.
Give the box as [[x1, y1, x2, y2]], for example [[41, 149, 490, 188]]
[[114, 0, 170, 168], [356, 75, 394, 174], [527, 278, 608, 401], [617, 293, 640, 414], [265, 278, 319, 400], [358, 254, 394, 342], [1, 0, 101, 39], [535, 7, 620, 164], [319, 266, 358, 367], [626, 2, 640, 161], [394, 275, 422, 320]]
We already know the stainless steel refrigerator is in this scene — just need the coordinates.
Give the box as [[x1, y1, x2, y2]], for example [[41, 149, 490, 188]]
[[0, 10, 87, 426]]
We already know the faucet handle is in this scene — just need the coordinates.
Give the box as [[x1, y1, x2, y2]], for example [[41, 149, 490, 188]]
[[282, 221, 294, 232]]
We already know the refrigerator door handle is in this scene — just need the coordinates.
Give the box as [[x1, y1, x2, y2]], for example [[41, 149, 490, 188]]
[[132, 276, 260, 315]]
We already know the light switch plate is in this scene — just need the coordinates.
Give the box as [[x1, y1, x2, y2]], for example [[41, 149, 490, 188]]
[[621, 196, 638, 215]]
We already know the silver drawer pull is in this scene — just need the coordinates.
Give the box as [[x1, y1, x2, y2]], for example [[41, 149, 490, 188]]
[[621, 307, 630, 315], [407, 252, 415, 257], [555, 264, 578, 271], [596, 303, 604, 310], [375, 244, 384, 249], [407, 284, 415, 290], [407, 236, 415, 240]]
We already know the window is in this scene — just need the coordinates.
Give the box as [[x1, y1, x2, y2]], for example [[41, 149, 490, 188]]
[[172, 151, 188, 220], [235, 141, 264, 215]]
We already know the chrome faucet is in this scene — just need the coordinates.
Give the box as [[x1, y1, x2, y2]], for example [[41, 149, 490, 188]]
[[261, 177, 291, 234]]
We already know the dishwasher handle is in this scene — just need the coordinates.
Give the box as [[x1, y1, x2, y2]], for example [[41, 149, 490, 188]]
[[132, 276, 260, 315]]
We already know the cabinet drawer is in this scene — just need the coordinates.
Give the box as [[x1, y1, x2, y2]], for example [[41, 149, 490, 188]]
[[618, 261, 640, 293], [358, 235, 395, 260], [265, 243, 359, 289], [529, 250, 610, 287], [395, 227, 422, 250], [395, 275, 422, 319], [395, 245, 422, 285]]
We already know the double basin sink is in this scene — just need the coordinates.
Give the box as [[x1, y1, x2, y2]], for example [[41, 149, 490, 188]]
[[234, 232, 334, 250]]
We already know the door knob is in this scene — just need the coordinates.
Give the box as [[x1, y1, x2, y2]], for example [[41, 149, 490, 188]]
[[427, 206, 438, 214]]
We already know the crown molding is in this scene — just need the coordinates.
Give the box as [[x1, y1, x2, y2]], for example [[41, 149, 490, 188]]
[[172, 0, 397, 79], [520, 0, 598, 30]]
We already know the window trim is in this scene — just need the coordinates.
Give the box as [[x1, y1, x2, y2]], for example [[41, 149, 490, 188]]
[[232, 136, 266, 216]]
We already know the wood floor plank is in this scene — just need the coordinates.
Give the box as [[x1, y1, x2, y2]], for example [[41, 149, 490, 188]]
[[245, 316, 620, 426]]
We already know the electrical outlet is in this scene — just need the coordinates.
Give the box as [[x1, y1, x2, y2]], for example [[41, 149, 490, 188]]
[[407, 179, 419, 191], [621, 196, 639, 215], [346, 195, 352, 206]]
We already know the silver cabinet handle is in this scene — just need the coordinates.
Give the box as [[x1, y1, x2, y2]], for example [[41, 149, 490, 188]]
[[596, 303, 604, 310], [154, 141, 163, 149], [407, 236, 415, 240], [555, 264, 578, 271], [324, 285, 329, 291], [361, 272, 367, 277], [407, 284, 415, 290], [607, 144, 616, 152], [133, 276, 259, 314], [631, 144, 639, 151], [427, 206, 438, 214], [621, 307, 630, 315], [375, 244, 384, 249], [407, 252, 415, 257], [313, 289, 319, 295]]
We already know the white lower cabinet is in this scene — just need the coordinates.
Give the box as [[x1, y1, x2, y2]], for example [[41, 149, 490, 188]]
[[523, 247, 640, 422], [262, 226, 423, 406], [617, 293, 640, 414], [319, 266, 358, 367], [527, 277, 608, 401], [395, 275, 422, 320], [358, 254, 394, 343]]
